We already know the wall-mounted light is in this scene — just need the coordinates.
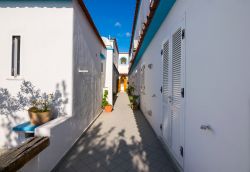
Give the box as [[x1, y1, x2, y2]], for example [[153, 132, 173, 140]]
[[148, 63, 153, 69]]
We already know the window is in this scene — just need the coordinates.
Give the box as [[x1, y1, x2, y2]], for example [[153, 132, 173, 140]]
[[120, 57, 127, 65], [11, 36, 21, 77], [101, 62, 103, 73]]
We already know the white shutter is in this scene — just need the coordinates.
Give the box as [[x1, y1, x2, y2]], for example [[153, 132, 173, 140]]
[[141, 65, 145, 93], [162, 22, 185, 167], [171, 27, 183, 161], [163, 40, 170, 103], [162, 39, 172, 147], [172, 28, 182, 112]]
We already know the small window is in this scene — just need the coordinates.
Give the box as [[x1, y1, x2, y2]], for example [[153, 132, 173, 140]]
[[101, 62, 103, 73], [120, 57, 127, 65], [11, 36, 21, 77]]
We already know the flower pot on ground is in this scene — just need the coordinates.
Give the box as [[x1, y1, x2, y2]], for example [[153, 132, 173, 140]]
[[102, 90, 113, 112], [104, 105, 113, 112], [129, 95, 139, 110]]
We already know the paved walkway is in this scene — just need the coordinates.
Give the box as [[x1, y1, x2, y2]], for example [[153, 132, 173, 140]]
[[54, 92, 176, 172]]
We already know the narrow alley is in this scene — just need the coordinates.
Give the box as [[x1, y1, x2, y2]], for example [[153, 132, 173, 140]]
[[53, 92, 176, 172]]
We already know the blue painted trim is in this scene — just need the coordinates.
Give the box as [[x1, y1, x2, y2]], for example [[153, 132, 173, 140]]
[[100, 53, 106, 59], [13, 122, 39, 133], [106, 47, 114, 50], [130, 0, 176, 73]]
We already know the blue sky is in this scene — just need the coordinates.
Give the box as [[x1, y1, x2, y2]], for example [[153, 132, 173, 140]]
[[84, 0, 136, 52]]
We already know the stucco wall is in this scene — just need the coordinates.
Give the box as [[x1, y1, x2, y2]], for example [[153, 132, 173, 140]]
[[0, 0, 106, 171], [118, 53, 129, 74], [105, 49, 114, 105], [129, 0, 250, 172], [113, 65, 119, 95], [0, 0, 73, 148], [112, 40, 119, 69], [133, 0, 150, 46], [71, 0, 105, 127]]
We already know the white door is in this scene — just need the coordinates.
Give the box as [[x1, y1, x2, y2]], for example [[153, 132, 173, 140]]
[[162, 22, 185, 167], [162, 39, 172, 147]]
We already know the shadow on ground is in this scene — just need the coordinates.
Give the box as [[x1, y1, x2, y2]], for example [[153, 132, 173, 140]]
[[53, 103, 176, 172]]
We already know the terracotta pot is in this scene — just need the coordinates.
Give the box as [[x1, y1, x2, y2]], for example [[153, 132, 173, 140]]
[[104, 105, 113, 112], [28, 109, 52, 125]]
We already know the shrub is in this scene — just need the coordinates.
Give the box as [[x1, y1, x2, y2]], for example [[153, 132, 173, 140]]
[[102, 90, 109, 108], [126, 85, 135, 96]]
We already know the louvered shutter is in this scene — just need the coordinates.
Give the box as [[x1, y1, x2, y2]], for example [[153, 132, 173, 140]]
[[141, 65, 145, 93], [163, 40, 170, 103], [162, 38, 173, 148], [172, 28, 182, 111], [171, 27, 183, 162]]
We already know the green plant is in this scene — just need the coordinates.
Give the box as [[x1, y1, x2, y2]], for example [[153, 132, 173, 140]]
[[29, 93, 54, 112], [126, 85, 135, 96], [102, 90, 110, 108], [129, 95, 139, 110], [127, 85, 139, 109]]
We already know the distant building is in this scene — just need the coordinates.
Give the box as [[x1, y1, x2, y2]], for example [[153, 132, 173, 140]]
[[118, 52, 129, 92], [102, 37, 119, 105]]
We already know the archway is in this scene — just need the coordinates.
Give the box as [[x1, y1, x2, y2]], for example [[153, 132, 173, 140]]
[[118, 75, 128, 92]]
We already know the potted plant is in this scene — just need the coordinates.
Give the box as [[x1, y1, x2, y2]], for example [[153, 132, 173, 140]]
[[28, 93, 53, 125], [102, 90, 112, 112], [129, 95, 139, 110], [126, 85, 140, 110], [126, 85, 135, 96]]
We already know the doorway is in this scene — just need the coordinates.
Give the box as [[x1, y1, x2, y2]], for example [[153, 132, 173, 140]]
[[119, 75, 127, 92], [161, 21, 185, 167]]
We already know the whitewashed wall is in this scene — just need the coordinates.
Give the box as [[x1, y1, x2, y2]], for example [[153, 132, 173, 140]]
[[102, 38, 120, 105], [112, 40, 119, 69], [0, 0, 73, 148], [0, 0, 106, 171], [118, 53, 129, 74], [134, 0, 150, 43], [105, 49, 114, 105], [112, 40, 119, 96], [129, 0, 250, 172], [113, 65, 119, 95]]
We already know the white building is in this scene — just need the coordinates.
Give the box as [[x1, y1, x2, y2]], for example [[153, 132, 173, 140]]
[[102, 37, 119, 105], [129, 0, 250, 172], [118, 52, 129, 75], [118, 52, 129, 91], [0, 0, 106, 171]]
